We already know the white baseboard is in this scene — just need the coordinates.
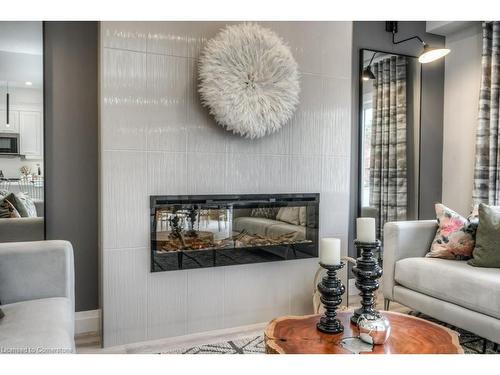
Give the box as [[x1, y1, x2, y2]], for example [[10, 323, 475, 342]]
[[75, 309, 101, 335], [348, 278, 359, 296]]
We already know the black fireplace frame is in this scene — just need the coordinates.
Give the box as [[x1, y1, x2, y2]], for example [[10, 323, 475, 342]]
[[150, 193, 319, 272]]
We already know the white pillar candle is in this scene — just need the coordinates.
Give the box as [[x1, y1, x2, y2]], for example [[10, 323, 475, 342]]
[[357, 217, 376, 242], [320, 238, 341, 265]]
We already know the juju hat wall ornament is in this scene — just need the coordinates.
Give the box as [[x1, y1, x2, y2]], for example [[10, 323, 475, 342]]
[[198, 23, 300, 139]]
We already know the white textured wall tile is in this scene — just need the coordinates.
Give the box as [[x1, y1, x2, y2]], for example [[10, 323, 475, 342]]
[[186, 59, 229, 153], [260, 22, 352, 78], [260, 21, 322, 76], [226, 154, 291, 194], [102, 248, 148, 346], [101, 21, 148, 52], [102, 48, 148, 151], [185, 22, 235, 59], [186, 268, 225, 333], [225, 153, 260, 194], [102, 151, 148, 250], [289, 74, 324, 156], [100, 21, 353, 346], [223, 262, 290, 328], [321, 78, 351, 156], [147, 270, 188, 340], [319, 22, 353, 79], [226, 124, 291, 155], [146, 21, 188, 57], [290, 155, 322, 193], [148, 152, 188, 195], [319, 191, 350, 236], [186, 153, 226, 194], [147, 54, 188, 152], [321, 156, 350, 193], [260, 155, 292, 194], [288, 258, 318, 315]]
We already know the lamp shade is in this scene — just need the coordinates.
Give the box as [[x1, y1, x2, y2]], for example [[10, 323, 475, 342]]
[[362, 66, 376, 81], [418, 44, 450, 64]]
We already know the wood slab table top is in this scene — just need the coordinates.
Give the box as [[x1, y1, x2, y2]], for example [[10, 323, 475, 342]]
[[264, 311, 463, 354]]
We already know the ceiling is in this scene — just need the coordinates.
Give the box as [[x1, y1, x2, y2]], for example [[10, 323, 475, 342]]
[[0, 22, 43, 88], [0, 22, 42, 55]]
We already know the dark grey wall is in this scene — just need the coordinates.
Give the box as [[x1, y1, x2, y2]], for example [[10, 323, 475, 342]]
[[44, 21, 99, 311], [350, 21, 445, 257]]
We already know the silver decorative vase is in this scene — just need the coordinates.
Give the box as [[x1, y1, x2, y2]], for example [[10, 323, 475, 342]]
[[357, 314, 391, 345]]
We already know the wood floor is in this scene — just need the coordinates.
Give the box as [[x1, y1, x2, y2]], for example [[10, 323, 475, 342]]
[[76, 290, 410, 354]]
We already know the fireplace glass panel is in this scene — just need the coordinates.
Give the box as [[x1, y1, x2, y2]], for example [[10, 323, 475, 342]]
[[150, 194, 319, 272]]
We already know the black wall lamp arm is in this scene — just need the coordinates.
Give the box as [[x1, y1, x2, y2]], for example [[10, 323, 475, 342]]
[[386, 21, 426, 48]]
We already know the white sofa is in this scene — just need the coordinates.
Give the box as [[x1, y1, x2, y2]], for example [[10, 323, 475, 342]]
[[0, 241, 75, 354], [233, 216, 306, 240], [383, 220, 500, 345], [0, 199, 44, 243]]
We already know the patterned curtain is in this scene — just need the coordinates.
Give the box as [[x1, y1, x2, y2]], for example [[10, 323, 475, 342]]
[[473, 22, 500, 205], [369, 56, 408, 238]]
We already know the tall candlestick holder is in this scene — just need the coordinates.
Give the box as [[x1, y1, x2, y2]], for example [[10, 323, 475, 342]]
[[316, 261, 345, 334], [351, 240, 383, 325]]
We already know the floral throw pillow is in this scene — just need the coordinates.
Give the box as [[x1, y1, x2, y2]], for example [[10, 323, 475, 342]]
[[0, 197, 21, 218], [426, 203, 476, 260]]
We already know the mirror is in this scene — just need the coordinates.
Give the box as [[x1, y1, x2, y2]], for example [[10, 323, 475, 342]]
[[359, 48, 421, 240], [0, 22, 44, 242]]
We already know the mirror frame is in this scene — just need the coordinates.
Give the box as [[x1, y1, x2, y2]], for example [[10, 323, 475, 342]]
[[42, 22, 46, 240], [357, 48, 422, 222]]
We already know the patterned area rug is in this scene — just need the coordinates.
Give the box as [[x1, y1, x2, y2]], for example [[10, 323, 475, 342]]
[[163, 312, 499, 354], [408, 312, 499, 354], [165, 335, 265, 354]]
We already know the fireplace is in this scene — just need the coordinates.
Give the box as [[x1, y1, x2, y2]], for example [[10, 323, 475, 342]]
[[150, 194, 319, 272]]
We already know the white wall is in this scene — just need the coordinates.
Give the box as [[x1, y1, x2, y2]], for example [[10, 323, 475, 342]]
[[100, 21, 352, 347], [442, 23, 482, 216]]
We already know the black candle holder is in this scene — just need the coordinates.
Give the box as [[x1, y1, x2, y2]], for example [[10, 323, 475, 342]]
[[351, 239, 383, 325], [316, 261, 345, 334]]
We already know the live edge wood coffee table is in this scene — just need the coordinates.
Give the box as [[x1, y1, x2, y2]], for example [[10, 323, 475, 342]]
[[265, 311, 463, 354]]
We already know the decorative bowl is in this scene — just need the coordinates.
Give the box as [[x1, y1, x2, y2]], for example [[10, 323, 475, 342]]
[[357, 313, 391, 345]]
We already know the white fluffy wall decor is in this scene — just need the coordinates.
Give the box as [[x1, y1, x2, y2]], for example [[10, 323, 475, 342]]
[[198, 23, 300, 139]]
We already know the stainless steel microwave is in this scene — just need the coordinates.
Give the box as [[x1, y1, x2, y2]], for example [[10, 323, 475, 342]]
[[0, 133, 19, 155]]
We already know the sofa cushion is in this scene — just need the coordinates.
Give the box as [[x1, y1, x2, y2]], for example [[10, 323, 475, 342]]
[[266, 222, 306, 240], [426, 203, 476, 260], [233, 217, 280, 236], [468, 203, 500, 268], [0, 197, 21, 218], [395, 257, 500, 320], [0, 297, 74, 354], [233, 217, 305, 240], [4, 193, 37, 218], [276, 207, 300, 225]]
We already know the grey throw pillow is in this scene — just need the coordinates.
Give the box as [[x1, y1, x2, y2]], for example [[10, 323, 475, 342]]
[[468, 203, 500, 268]]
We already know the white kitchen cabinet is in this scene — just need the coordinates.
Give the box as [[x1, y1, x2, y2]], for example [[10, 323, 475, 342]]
[[0, 109, 20, 133], [19, 111, 42, 159]]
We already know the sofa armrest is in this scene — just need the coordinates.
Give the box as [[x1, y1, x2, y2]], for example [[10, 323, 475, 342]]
[[0, 217, 44, 243], [382, 220, 437, 301], [0, 241, 74, 312]]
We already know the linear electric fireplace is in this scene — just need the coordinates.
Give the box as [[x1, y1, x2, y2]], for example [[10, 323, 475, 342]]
[[150, 193, 319, 272]]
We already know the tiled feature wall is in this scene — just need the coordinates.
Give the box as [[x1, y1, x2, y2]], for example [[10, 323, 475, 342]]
[[100, 21, 352, 347]]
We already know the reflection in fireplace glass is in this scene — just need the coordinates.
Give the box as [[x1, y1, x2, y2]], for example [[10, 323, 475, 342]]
[[150, 194, 319, 272]]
